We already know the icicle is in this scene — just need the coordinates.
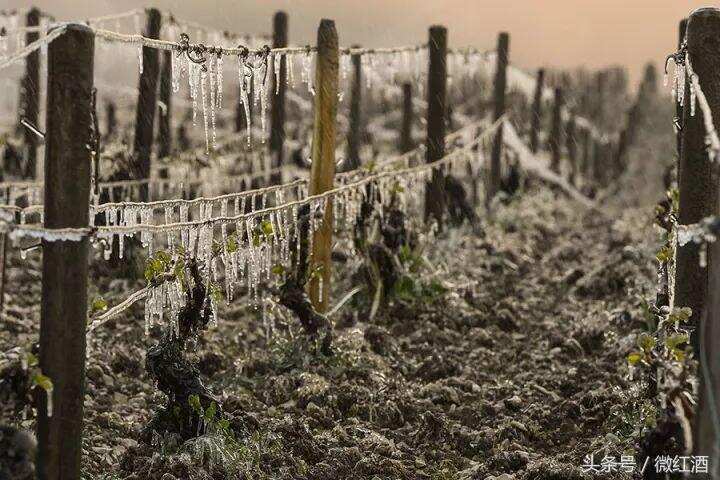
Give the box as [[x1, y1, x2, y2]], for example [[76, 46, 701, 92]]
[[189, 62, 199, 125], [238, 58, 251, 145], [216, 55, 224, 109], [287, 53, 295, 87], [137, 44, 144, 75], [209, 56, 217, 149], [274, 53, 282, 95], [200, 68, 210, 153], [172, 50, 180, 93]]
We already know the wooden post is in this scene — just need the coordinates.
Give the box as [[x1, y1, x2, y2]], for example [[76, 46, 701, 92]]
[[346, 45, 362, 171], [157, 49, 173, 161], [21, 7, 40, 178], [580, 127, 591, 179], [487, 32, 509, 208], [425, 25, 448, 224], [550, 87, 564, 174], [566, 114, 577, 185], [270, 11, 288, 170], [132, 8, 162, 201], [105, 101, 116, 138], [681, 8, 720, 472], [529, 68, 545, 154], [37, 23, 93, 480], [399, 82, 413, 153], [308, 19, 339, 312], [591, 138, 603, 185], [595, 70, 607, 130]]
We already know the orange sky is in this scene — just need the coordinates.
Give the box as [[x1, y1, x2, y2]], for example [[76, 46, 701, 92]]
[[6, 0, 711, 86]]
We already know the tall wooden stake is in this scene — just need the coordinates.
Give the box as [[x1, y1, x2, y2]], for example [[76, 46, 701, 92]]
[[37, 23, 94, 480], [425, 25, 448, 224], [308, 19, 339, 312], [270, 11, 288, 170], [487, 32, 509, 208], [157, 49, 173, 161], [530, 68, 545, 154], [566, 114, 577, 185], [21, 7, 40, 178], [400, 82, 413, 154], [550, 87, 564, 174], [132, 8, 162, 201], [676, 9, 720, 467], [346, 45, 362, 171]]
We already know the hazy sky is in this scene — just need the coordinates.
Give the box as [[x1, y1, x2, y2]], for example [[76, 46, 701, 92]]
[[5, 0, 711, 85]]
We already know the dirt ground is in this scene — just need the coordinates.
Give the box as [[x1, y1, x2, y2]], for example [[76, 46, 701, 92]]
[[0, 179, 663, 479]]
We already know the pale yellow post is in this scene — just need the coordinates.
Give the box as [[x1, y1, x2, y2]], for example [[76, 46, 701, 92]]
[[308, 19, 339, 312]]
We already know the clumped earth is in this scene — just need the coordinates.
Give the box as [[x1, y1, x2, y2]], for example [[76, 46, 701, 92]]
[[1, 183, 660, 479]]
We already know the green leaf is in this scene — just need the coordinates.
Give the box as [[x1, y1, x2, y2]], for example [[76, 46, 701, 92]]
[[33, 373, 53, 393], [188, 394, 202, 414], [656, 246, 672, 263], [627, 352, 643, 366], [668, 307, 692, 323], [217, 418, 230, 432], [209, 283, 223, 303], [637, 333, 656, 352], [261, 219, 274, 236], [271, 264, 285, 276], [91, 296, 108, 314], [25, 352, 38, 368], [226, 234, 238, 253], [665, 333, 689, 350], [205, 401, 217, 422], [155, 250, 171, 265]]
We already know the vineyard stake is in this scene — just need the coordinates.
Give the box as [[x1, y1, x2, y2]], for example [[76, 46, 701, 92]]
[[565, 113, 577, 185], [270, 11, 288, 175], [346, 45, 362, 171], [37, 23, 94, 480], [308, 19, 339, 312], [105, 101, 116, 138], [487, 31, 509, 209], [580, 127, 591, 180], [550, 86, 564, 174], [426, 25, 448, 224], [399, 82, 413, 154], [21, 7, 40, 178], [132, 8, 162, 201], [681, 6, 720, 469], [157, 49, 173, 165], [530, 68, 545, 154]]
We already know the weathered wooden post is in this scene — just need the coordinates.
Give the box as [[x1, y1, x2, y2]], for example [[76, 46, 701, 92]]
[[487, 32, 509, 209], [308, 19, 339, 312], [157, 49, 173, 161], [399, 82, 413, 154], [132, 8, 162, 201], [681, 7, 720, 472], [105, 101, 117, 138], [581, 127, 591, 179], [425, 25, 448, 224], [566, 114, 577, 185], [550, 87, 564, 174], [37, 23, 94, 480], [530, 68, 545, 154], [21, 7, 40, 178], [270, 11, 288, 171], [345, 45, 362, 171]]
